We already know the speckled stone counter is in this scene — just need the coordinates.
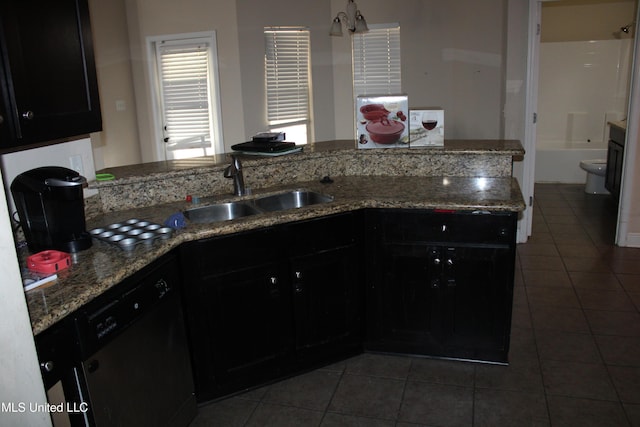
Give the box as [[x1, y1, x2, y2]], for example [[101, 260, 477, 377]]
[[91, 139, 524, 213], [25, 140, 526, 335]]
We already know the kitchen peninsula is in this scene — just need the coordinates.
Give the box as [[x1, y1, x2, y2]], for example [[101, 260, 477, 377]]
[[26, 139, 525, 335], [26, 139, 525, 410]]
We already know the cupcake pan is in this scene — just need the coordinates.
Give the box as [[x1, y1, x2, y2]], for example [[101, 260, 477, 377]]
[[90, 218, 173, 250]]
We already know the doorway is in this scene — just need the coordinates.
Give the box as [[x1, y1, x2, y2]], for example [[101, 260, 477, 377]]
[[525, 0, 639, 246]]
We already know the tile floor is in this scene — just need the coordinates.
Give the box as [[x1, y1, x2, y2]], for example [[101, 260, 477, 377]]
[[190, 184, 640, 427]]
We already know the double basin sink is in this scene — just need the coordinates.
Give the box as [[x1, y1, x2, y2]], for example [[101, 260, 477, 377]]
[[184, 190, 333, 223]]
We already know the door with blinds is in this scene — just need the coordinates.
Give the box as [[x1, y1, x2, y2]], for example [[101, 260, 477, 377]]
[[152, 33, 223, 160]]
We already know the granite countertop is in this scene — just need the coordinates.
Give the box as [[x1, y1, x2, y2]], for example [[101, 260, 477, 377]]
[[25, 174, 525, 335], [93, 139, 525, 185]]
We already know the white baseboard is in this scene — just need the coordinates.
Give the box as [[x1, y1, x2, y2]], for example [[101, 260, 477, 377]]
[[622, 233, 640, 248]]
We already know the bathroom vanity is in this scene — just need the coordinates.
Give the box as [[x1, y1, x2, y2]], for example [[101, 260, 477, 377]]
[[606, 121, 626, 201]]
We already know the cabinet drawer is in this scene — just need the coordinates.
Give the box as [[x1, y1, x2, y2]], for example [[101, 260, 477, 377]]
[[284, 212, 360, 254], [183, 228, 279, 277], [373, 209, 516, 245]]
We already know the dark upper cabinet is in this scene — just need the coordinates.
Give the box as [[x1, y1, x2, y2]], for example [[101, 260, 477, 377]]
[[0, 0, 101, 150]]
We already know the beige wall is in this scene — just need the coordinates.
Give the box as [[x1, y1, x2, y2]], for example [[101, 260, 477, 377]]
[[89, 0, 141, 169], [124, 0, 246, 163], [236, 0, 336, 142], [542, 0, 636, 42], [90, 0, 515, 166], [332, 0, 508, 140]]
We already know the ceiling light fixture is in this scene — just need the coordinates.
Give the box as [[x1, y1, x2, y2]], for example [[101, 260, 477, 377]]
[[330, 0, 369, 36]]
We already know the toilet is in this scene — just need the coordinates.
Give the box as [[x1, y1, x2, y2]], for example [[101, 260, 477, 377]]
[[579, 159, 609, 194]]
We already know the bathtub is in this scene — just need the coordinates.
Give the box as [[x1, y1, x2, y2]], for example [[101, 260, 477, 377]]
[[535, 139, 608, 183]]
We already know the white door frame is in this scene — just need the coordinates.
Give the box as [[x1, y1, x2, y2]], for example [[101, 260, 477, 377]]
[[616, 6, 640, 247], [517, 0, 542, 244]]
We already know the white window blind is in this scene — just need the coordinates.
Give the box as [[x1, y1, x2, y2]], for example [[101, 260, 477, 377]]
[[264, 27, 311, 126], [352, 24, 402, 96], [156, 40, 213, 152]]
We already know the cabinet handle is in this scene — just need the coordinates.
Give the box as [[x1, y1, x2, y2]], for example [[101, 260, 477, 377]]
[[294, 283, 303, 293], [40, 361, 54, 373], [295, 271, 302, 279], [269, 277, 278, 285], [430, 278, 440, 289], [433, 258, 441, 266], [22, 110, 35, 120]]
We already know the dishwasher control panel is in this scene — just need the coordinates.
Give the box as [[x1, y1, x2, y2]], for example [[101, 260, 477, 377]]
[[75, 254, 180, 357]]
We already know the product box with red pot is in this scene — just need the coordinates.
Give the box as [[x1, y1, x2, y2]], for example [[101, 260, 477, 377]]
[[409, 108, 444, 147], [356, 95, 409, 149]]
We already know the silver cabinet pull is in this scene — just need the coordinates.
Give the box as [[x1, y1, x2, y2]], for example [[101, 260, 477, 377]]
[[22, 110, 35, 120]]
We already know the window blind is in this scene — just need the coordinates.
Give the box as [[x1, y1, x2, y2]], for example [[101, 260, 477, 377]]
[[352, 24, 402, 96], [264, 27, 311, 125], [157, 41, 212, 149]]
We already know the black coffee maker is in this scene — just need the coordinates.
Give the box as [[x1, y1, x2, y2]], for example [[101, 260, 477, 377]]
[[11, 166, 92, 253]]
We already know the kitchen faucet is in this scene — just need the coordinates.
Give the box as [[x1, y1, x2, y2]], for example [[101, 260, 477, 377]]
[[224, 155, 247, 196]]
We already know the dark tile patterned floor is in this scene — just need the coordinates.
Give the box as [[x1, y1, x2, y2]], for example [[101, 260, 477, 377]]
[[190, 184, 640, 426]]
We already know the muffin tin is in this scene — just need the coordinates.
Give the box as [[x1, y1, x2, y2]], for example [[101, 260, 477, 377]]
[[89, 218, 173, 250]]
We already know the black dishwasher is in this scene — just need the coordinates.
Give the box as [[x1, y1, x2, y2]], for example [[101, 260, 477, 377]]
[[74, 253, 196, 426]]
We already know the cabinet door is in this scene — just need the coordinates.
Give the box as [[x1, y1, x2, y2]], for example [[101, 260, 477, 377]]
[[0, 67, 16, 143], [366, 242, 445, 355], [0, 0, 101, 148], [439, 245, 514, 362], [180, 230, 292, 401], [196, 265, 291, 399], [289, 244, 362, 364]]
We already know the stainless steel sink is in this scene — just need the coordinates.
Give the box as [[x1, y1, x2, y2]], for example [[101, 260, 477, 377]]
[[184, 190, 333, 223], [252, 190, 333, 212], [184, 202, 261, 223]]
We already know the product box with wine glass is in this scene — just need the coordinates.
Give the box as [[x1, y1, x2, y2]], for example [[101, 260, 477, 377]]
[[409, 108, 444, 147], [356, 95, 409, 149]]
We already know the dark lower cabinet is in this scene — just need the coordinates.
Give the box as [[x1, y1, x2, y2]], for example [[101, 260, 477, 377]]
[[181, 208, 517, 402], [180, 228, 290, 401], [605, 140, 624, 201], [605, 124, 626, 201], [286, 218, 363, 366], [180, 212, 363, 402], [365, 209, 517, 364]]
